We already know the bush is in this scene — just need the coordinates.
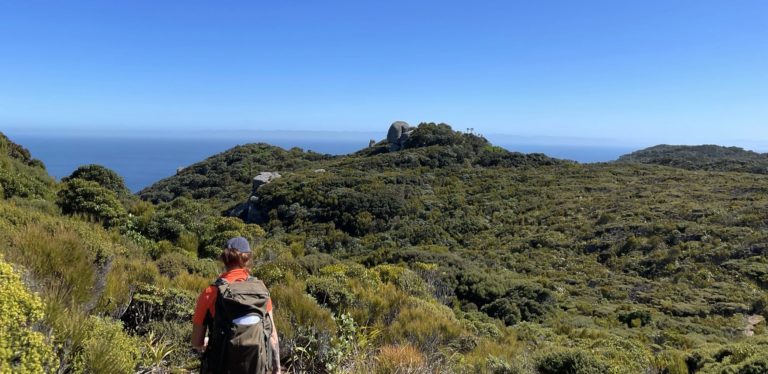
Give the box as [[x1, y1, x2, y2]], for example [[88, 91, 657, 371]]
[[306, 275, 355, 312], [374, 264, 432, 298], [388, 298, 464, 352], [0, 134, 54, 200], [57, 178, 127, 227], [120, 285, 196, 334], [9, 223, 101, 305], [481, 298, 523, 326], [479, 282, 556, 325], [536, 350, 610, 374], [72, 316, 141, 374], [373, 344, 427, 373], [618, 310, 652, 328], [97, 257, 161, 316], [270, 280, 336, 373], [63, 164, 130, 196], [156, 251, 198, 278], [0, 257, 56, 373]]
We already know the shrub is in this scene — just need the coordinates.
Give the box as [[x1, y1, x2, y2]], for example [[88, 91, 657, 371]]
[[653, 350, 689, 374], [306, 275, 356, 312], [374, 264, 432, 298], [481, 298, 523, 326], [618, 310, 652, 328], [536, 350, 610, 374], [142, 321, 197, 370], [479, 283, 556, 325], [72, 316, 141, 374], [388, 298, 464, 353], [120, 284, 196, 334], [62, 164, 130, 196], [734, 355, 768, 374], [0, 135, 54, 200], [198, 216, 266, 258], [270, 280, 336, 373], [97, 257, 161, 316], [57, 178, 127, 226], [373, 344, 426, 373], [8, 223, 99, 305], [156, 251, 197, 278], [0, 257, 56, 373]]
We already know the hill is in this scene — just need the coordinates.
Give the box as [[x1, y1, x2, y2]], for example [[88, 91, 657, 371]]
[[618, 144, 768, 174], [138, 143, 335, 210], [4, 125, 768, 373], [0, 132, 55, 200]]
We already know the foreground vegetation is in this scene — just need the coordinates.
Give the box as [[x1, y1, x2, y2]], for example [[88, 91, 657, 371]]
[[3, 125, 768, 373]]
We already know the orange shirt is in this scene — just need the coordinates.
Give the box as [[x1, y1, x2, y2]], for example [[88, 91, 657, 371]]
[[192, 268, 273, 325]]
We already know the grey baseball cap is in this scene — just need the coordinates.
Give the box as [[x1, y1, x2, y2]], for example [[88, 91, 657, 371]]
[[226, 236, 251, 253]]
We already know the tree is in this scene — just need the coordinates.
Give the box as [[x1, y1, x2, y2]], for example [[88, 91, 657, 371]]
[[63, 164, 130, 196], [57, 178, 126, 226]]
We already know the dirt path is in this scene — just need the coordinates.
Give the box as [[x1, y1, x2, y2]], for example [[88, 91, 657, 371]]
[[744, 315, 765, 337]]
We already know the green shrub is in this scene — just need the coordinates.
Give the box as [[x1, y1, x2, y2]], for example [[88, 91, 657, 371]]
[[156, 251, 198, 278], [8, 223, 99, 305], [270, 280, 336, 373], [374, 264, 432, 298], [536, 350, 610, 374], [653, 350, 689, 374], [120, 284, 196, 334], [0, 135, 54, 200], [479, 282, 556, 325], [63, 164, 130, 196], [306, 275, 356, 312], [0, 257, 56, 373], [57, 178, 127, 227], [73, 316, 141, 374], [734, 355, 768, 374], [388, 298, 464, 352], [97, 257, 162, 316], [618, 310, 652, 328], [481, 297, 523, 326]]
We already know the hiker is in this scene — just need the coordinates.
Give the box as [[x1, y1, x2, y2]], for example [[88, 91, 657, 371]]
[[191, 237, 281, 374]]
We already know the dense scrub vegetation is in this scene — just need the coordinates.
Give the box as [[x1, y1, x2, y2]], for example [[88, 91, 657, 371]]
[[619, 144, 768, 174], [139, 144, 333, 210], [4, 125, 768, 373]]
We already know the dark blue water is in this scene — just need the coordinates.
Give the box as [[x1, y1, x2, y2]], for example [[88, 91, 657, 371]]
[[500, 144, 634, 163], [11, 135, 634, 192]]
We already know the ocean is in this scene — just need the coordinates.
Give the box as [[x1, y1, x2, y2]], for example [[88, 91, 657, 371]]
[[11, 135, 635, 192]]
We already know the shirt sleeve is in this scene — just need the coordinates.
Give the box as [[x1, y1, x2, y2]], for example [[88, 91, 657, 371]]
[[192, 286, 217, 325]]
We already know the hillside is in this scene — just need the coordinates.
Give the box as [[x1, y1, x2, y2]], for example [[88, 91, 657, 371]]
[[0, 132, 55, 200], [618, 144, 768, 174], [138, 143, 335, 211], [4, 125, 768, 373]]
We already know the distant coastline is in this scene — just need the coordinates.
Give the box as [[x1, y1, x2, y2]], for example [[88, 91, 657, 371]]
[[9, 134, 637, 192]]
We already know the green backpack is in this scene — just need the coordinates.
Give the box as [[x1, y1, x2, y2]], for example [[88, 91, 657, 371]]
[[202, 277, 273, 374]]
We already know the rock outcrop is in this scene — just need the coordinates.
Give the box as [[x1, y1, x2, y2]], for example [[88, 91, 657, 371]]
[[229, 172, 281, 223], [387, 121, 414, 152]]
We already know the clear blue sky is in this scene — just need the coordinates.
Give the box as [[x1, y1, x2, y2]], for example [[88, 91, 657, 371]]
[[1, 1, 767, 148]]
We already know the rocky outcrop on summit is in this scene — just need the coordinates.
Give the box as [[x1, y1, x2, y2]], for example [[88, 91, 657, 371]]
[[229, 172, 282, 223], [386, 121, 414, 152]]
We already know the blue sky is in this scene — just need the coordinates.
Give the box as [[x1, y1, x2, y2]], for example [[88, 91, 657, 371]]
[[1, 1, 767, 148]]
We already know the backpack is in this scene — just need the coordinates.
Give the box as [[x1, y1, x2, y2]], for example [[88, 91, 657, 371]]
[[202, 277, 273, 374]]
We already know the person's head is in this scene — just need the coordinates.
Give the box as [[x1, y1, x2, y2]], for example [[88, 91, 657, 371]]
[[220, 236, 252, 270]]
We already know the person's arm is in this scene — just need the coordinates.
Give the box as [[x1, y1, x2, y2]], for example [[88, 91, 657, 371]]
[[191, 323, 207, 352], [269, 313, 281, 374], [191, 286, 215, 352]]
